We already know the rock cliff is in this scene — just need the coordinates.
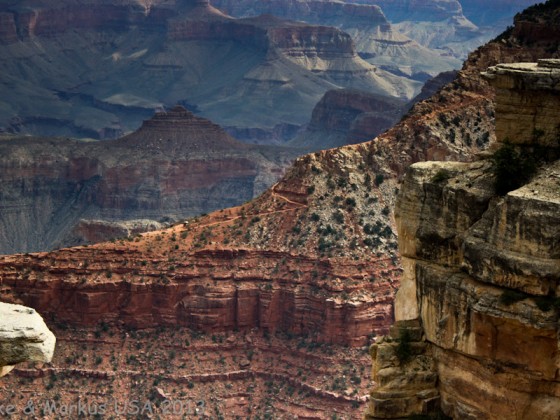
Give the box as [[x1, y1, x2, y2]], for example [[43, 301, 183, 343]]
[[366, 59, 560, 420], [211, 0, 462, 79], [0, 303, 55, 378], [291, 88, 406, 151], [0, 106, 297, 254], [0, 0, 417, 141]]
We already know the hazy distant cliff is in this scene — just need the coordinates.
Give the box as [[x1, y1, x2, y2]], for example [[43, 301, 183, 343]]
[[0, 107, 296, 254], [0, 0, 416, 141]]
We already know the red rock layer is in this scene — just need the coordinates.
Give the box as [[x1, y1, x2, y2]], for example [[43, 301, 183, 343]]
[[0, 242, 396, 347]]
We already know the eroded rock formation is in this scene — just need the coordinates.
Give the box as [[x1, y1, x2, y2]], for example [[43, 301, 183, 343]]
[[0, 302, 55, 377], [366, 60, 560, 419], [291, 89, 406, 151], [483, 59, 560, 148], [0, 0, 417, 140], [0, 106, 297, 254]]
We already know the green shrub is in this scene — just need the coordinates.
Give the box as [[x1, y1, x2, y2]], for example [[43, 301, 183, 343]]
[[492, 143, 538, 195], [431, 169, 451, 183], [499, 289, 526, 306], [395, 328, 412, 363], [332, 211, 344, 224]]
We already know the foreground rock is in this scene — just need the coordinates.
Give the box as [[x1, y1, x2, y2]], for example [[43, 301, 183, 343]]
[[0, 303, 56, 377], [366, 60, 560, 419]]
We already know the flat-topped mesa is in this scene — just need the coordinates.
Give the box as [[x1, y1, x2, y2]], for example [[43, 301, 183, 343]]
[[482, 59, 560, 148], [0, 303, 56, 378]]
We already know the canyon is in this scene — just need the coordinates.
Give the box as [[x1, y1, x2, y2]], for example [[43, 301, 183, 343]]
[[1, 1, 559, 418], [0, 0, 417, 141], [0, 106, 297, 254]]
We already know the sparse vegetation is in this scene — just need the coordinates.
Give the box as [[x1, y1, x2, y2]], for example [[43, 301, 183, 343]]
[[395, 328, 412, 364], [492, 142, 538, 195], [431, 169, 451, 183]]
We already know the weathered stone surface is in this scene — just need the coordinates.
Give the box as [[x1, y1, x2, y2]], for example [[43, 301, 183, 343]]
[[369, 9, 560, 413], [395, 160, 495, 268], [365, 320, 440, 419], [369, 55, 560, 418], [463, 161, 560, 295], [0, 303, 55, 376], [378, 153, 560, 418], [482, 60, 560, 148]]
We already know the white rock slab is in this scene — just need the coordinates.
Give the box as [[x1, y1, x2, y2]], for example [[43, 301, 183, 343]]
[[0, 303, 56, 376]]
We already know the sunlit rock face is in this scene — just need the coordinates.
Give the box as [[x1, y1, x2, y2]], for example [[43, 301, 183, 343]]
[[366, 59, 560, 419], [0, 303, 56, 377]]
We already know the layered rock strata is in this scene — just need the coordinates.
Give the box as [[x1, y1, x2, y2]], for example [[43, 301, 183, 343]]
[[211, 0, 462, 79], [482, 59, 560, 148], [366, 61, 560, 419], [0, 303, 55, 377], [0, 106, 297, 254], [0, 0, 417, 140]]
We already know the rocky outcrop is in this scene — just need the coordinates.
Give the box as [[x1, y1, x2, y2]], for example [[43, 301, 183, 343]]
[[0, 106, 297, 254], [482, 59, 560, 148], [366, 60, 560, 419], [367, 320, 439, 418], [0, 303, 55, 377]]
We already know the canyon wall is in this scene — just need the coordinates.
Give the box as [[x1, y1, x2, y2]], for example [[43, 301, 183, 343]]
[[0, 0, 417, 141], [366, 60, 560, 419], [0, 106, 296, 254]]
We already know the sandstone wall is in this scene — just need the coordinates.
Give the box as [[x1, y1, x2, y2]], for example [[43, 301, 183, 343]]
[[389, 159, 560, 419], [482, 60, 560, 148], [367, 60, 560, 419]]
